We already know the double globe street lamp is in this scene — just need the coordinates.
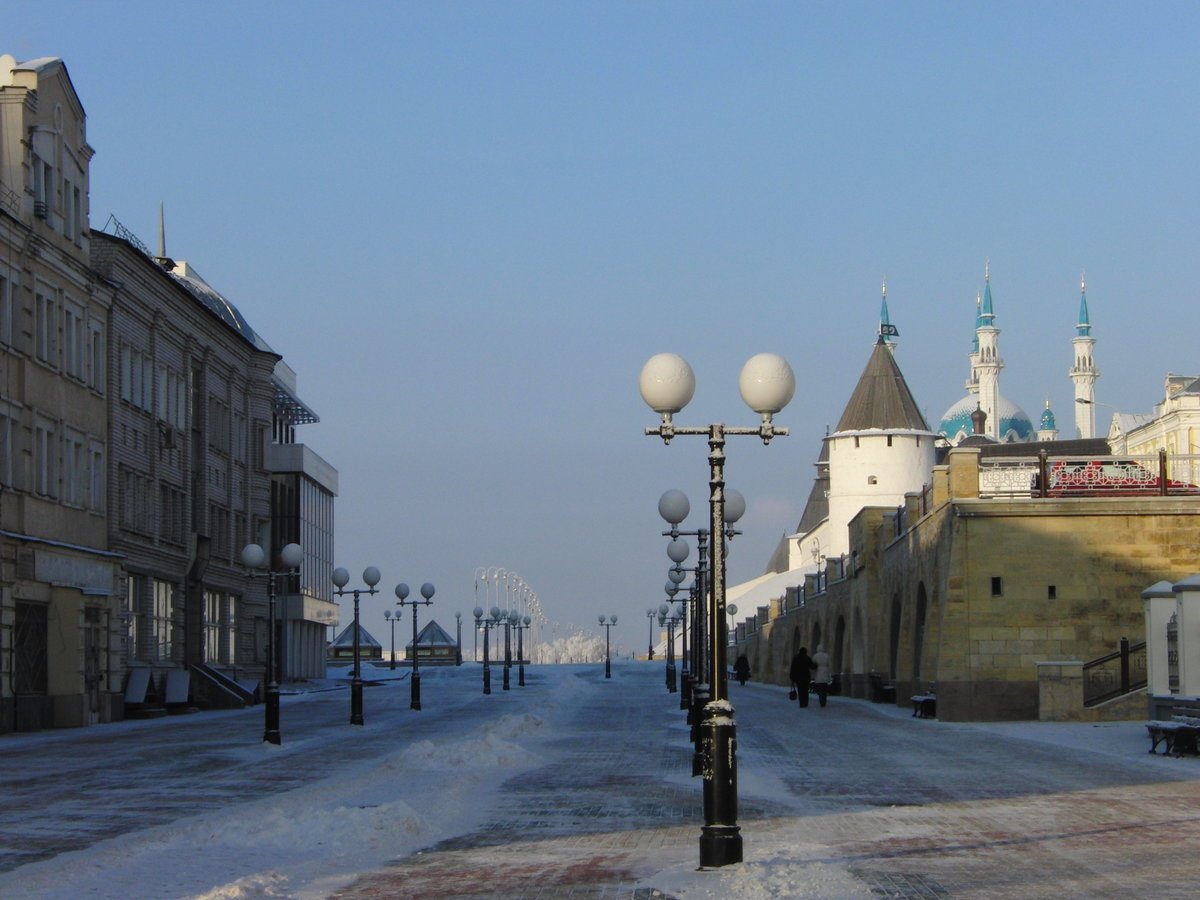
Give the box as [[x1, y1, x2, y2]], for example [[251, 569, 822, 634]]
[[395, 582, 435, 710], [598, 614, 618, 678], [640, 351, 794, 869], [332, 564, 381, 726], [240, 541, 302, 745]]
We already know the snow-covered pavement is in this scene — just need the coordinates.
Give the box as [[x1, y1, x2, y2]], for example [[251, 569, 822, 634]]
[[1, 662, 1198, 898]]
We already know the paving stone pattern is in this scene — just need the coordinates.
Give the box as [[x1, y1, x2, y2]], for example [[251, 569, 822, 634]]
[[3, 664, 1200, 897]]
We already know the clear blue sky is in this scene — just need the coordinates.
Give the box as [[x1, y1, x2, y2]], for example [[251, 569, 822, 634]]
[[7, 2, 1199, 652]]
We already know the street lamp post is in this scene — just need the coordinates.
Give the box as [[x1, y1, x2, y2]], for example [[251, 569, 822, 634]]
[[473, 606, 495, 694], [455, 611, 463, 665], [599, 614, 617, 678], [384, 609, 397, 670], [658, 602, 677, 692], [640, 351, 794, 869], [395, 582, 435, 710], [240, 541, 302, 746], [646, 607, 657, 660], [515, 612, 530, 686], [332, 564, 381, 726]]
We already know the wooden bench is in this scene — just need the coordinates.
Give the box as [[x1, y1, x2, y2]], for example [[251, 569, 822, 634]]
[[911, 688, 937, 719], [1146, 716, 1200, 756]]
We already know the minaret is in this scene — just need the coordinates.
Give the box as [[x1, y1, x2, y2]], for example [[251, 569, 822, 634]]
[[1037, 399, 1059, 442], [974, 261, 1004, 440], [1070, 274, 1099, 438], [879, 279, 898, 352]]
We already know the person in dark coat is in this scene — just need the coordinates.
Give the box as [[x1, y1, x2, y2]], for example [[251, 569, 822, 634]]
[[733, 654, 751, 686], [789, 646, 816, 708]]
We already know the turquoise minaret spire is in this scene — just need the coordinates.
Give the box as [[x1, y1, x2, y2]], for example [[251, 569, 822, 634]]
[[879, 279, 897, 350], [979, 258, 995, 324], [1076, 274, 1091, 336]]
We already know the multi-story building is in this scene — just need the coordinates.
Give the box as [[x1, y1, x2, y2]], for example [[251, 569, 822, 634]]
[[0, 55, 123, 731]]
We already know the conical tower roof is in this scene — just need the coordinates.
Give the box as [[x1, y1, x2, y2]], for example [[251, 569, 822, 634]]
[[835, 337, 930, 432]]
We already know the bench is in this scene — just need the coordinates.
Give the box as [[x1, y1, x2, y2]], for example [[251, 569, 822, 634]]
[[911, 687, 937, 719], [1146, 716, 1200, 756], [868, 673, 896, 704]]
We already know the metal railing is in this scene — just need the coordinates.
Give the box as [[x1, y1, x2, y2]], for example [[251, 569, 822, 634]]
[[1082, 637, 1147, 707], [979, 451, 1200, 500]]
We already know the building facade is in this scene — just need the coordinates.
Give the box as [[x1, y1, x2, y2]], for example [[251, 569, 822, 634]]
[[0, 56, 124, 732]]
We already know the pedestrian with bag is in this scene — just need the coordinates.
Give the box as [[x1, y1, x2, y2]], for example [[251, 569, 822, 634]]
[[811, 644, 832, 708], [789, 646, 816, 708]]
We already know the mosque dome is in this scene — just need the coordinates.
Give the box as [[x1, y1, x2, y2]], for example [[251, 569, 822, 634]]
[[937, 393, 1035, 443], [1040, 402, 1056, 431]]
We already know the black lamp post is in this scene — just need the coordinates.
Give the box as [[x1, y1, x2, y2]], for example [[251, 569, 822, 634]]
[[599, 614, 617, 678], [455, 611, 463, 665], [515, 612, 530, 686], [332, 564, 381, 726], [658, 602, 677, 692], [384, 609, 398, 670], [240, 541, 302, 746], [646, 607, 657, 660], [473, 606, 494, 694], [640, 351, 794, 869], [395, 582, 434, 711]]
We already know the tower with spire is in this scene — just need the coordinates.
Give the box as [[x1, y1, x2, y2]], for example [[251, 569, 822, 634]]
[[975, 261, 1004, 441], [1070, 275, 1099, 438]]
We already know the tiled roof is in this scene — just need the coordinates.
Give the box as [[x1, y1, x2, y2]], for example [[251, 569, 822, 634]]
[[835, 338, 930, 433]]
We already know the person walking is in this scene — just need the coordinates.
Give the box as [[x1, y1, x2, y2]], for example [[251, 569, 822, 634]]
[[789, 646, 815, 708], [734, 654, 751, 686], [811, 644, 832, 708]]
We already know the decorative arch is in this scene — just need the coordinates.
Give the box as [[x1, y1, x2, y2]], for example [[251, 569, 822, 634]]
[[811, 621, 822, 652], [833, 615, 846, 690], [852, 607, 865, 673], [889, 592, 902, 680], [913, 582, 928, 683]]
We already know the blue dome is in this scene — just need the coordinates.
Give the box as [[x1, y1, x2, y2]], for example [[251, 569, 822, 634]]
[[1040, 404, 1056, 430], [938, 394, 1035, 443]]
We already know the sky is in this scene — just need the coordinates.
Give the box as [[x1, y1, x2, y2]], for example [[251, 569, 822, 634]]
[[5, 2, 1199, 651]]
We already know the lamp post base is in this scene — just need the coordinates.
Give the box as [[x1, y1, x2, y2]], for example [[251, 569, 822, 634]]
[[666, 662, 677, 693], [264, 685, 281, 745], [350, 678, 364, 726], [699, 825, 743, 868], [699, 701, 741, 867], [411, 671, 422, 711]]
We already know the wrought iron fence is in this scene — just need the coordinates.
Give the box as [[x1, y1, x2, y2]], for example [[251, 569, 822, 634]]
[[979, 452, 1200, 500]]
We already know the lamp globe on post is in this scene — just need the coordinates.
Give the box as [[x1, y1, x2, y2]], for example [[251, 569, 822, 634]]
[[384, 609, 396, 671], [639, 353, 695, 443]]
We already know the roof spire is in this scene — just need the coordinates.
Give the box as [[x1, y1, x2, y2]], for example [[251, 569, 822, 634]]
[[879, 278, 898, 348], [1076, 271, 1091, 336], [980, 261, 995, 321]]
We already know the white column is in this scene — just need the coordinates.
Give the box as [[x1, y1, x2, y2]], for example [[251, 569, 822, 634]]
[[1174, 575, 1200, 697], [1143, 580, 1178, 696]]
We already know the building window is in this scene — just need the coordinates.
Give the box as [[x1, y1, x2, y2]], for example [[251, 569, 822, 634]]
[[88, 440, 105, 512], [33, 418, 56, 497], [87, 321, 105, 393], [61, 428, 86, 506], [991, 576, 1003, 597], [62, 302, 84, 380], [1048, 585, 1057, 600], [225, 596, 239, 664], [204, 591, 222, 663], [0, 402, 13, 488], [0, 264, 12, 346], [34, 286, 57, 365], [127, 573, 144, 663], [119, 466, 152, 534], [159, 483, 185, 545], [152, 579, 174, 661]]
